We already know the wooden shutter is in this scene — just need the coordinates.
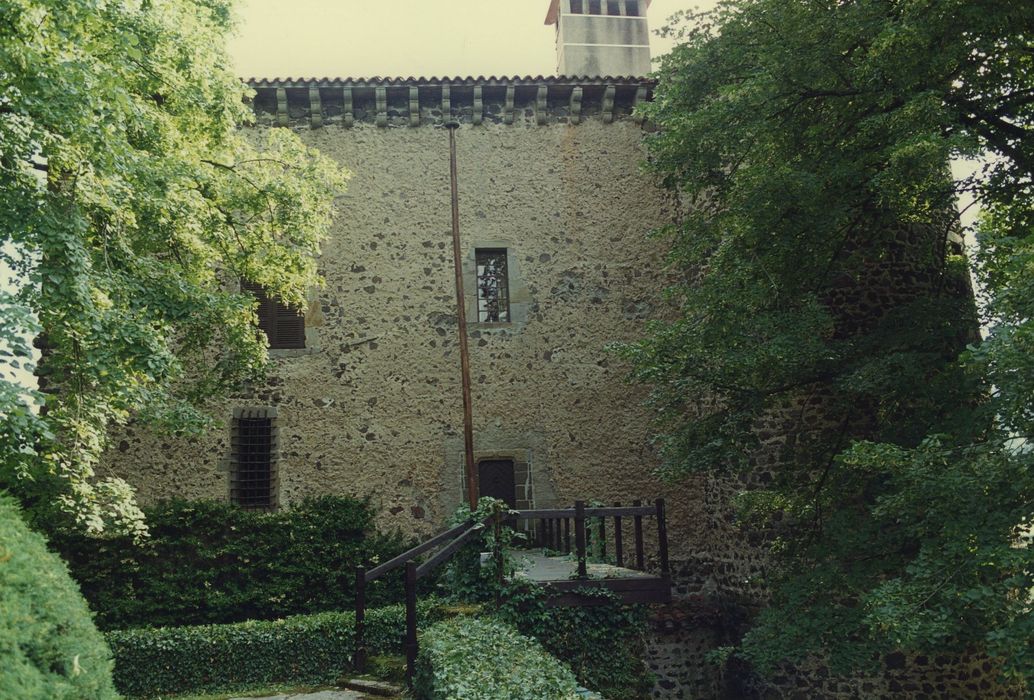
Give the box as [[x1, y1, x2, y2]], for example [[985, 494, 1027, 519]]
[[274, 304, 306, 349], [241, 281, 305, 349]]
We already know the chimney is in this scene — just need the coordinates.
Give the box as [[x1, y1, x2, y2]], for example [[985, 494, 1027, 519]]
[[544, 0, 651, 77]]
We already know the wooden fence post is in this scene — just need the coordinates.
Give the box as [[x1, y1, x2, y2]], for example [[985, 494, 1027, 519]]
[[355, 566, 367, 673], [633, 499, 645, 570], [613, 501, 624, 568], [493, 510, 504, 607], [575, 501, 588, 579], [405, 562, 418, 687], [656, 498, 670, 577]]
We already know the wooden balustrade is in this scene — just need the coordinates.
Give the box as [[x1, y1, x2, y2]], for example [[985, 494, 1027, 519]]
[[353, 498, 669, 686]]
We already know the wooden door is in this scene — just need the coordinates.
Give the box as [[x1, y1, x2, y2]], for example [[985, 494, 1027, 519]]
[[477, 459, 516, 508]]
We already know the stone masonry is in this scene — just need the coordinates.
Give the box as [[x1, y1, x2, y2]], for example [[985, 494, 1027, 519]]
[[100, 77, 706, 548]]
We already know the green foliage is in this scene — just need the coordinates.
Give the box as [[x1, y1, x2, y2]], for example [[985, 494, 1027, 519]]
[[437, 498, 515, 603], [497, 581, 652, 700], [48, 496, 416, 630], [413, 616, 580, 700], [627, 0, 1034, 689], [106, 600, 444, 698], [0, 0, 347, 534], [0, 493, 118, 699]]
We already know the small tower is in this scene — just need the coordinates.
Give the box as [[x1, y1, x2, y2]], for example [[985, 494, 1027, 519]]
[[545, 0, 651, 77]]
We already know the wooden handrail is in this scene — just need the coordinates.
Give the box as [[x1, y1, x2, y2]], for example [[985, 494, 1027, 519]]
[[415, 521, 484, 579], [354, 510, 496, 682], [365, 519, 472, 581], [511, 505, 656, 519], [354, 499, 669, 685]]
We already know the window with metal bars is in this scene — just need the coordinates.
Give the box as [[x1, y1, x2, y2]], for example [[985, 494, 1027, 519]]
[[475, 249, 510, 323], [229, 408, 277, 509], [241, 281, 305, 349]]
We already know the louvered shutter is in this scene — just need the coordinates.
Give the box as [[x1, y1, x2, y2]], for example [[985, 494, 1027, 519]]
[[241, 281, 305, 349], [274, 304, 306, 349]]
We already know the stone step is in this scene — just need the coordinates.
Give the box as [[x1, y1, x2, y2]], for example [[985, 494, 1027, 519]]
[[340, 678, 403, 697]]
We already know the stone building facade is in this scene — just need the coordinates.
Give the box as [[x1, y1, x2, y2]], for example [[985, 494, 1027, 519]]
[[98, 1, 1020, 698], [103, 74, 693, 540]]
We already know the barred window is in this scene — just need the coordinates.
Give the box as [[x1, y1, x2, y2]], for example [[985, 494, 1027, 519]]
[[606, 0, 620, 15], [229, 407, 278, 509], [625, 0, 640, 16], [588, 0, 601, 14], [569, 0, 583, 13], [241, 281, 305, 349], [475, 249, 510, 323]]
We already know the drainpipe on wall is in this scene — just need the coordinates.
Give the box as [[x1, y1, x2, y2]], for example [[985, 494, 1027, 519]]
[[446, 121, 479, 510]]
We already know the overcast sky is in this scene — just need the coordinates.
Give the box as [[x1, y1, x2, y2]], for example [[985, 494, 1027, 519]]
[[228, 0, 708, 79]]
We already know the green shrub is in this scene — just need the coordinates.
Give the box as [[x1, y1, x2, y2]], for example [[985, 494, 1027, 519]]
[[413, 617, 580, 700], [49, 496, 420, 629], [497, 582, 653, 700], [106, 599, 444, 697], [0, 493, 118, 700]]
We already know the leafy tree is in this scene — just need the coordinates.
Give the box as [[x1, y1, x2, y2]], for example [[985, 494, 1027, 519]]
[[0, 0, 347, 535], [625, 0, 1034, 688]]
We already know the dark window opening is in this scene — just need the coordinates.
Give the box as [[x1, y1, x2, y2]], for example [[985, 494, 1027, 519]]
[[242, 281, 305, 349], [475, 249, 510, 323], [478, 459, 517, 508], [230, 415, 276, 509], [588, 0, 601, 15], [606, 0, 620, 15], [625, 0, 639, 15], [569, 0, 583, 13]]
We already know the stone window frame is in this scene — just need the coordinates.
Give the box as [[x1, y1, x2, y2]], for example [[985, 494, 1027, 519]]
[[226, 406, 280, 510], [462, 242, 531, 331]]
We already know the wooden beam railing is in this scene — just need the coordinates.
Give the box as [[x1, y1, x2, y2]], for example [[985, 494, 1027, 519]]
[[354, 498, 669, 686], [509, 499, 668, 580], [354, 511, 500, 686]]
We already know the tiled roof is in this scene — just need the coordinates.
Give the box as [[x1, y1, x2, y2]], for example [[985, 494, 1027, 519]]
[[245, 75, 654, 88]]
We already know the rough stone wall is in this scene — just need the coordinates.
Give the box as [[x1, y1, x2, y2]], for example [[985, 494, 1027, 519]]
[[731, 652, 1022, 700], [98, 114, 710, 552]]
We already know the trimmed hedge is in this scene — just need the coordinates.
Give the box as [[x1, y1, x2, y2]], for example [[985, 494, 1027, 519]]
[[497, 584, 653, 700], [413, 617, 580, 700], [49, 496, 418, 629], [0, 494, 118, 700], [106, 599, 444, 697]]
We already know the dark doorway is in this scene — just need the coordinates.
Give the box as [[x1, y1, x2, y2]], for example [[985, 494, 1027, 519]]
[[478, 459, 517, 508]]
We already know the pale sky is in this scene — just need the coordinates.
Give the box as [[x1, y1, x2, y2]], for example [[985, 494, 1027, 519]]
[[228, 0, 706, 79]]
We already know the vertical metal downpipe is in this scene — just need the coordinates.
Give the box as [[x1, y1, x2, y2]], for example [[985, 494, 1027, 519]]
[[446, 121, 479, 510]]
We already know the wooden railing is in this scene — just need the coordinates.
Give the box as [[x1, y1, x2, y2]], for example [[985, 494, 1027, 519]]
[[354, 510, 502, 685], [353, 498, 668, 686], [512, 499, 670, 580]]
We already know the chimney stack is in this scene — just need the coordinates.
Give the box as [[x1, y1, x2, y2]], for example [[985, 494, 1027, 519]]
[[545, 0, 651, 77]]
